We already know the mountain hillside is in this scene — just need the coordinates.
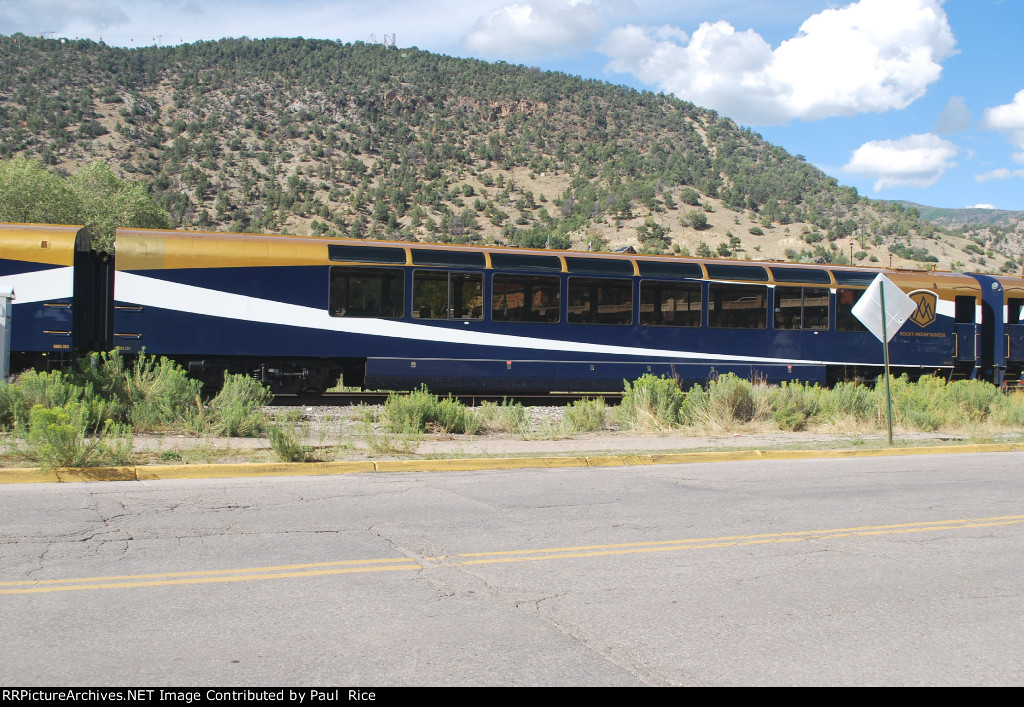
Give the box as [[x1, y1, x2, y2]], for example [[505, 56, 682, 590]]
[[1, 33, 1021, 274]]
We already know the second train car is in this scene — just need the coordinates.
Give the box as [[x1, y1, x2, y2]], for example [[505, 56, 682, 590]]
[[101, 227, 1024, 394]]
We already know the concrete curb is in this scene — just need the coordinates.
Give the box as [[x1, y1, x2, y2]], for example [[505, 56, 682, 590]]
[[3, 442, 1024, 484]]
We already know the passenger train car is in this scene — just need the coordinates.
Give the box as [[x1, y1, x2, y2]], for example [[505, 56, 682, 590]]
[[3, 222, 1024, 393], [0, 223, 111, 372]]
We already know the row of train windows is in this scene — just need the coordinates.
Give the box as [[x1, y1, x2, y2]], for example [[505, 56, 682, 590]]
[[328, 267, 868, 331]]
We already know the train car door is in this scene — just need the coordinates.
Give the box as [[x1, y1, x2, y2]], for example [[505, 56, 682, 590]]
[[967, 274, 1006, 385]]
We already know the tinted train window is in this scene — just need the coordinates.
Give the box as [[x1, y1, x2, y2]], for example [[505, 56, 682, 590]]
[[490, 253, 562, 272], [411, 249, 486, 268], [708, 283, 767, 329], [1008, 298, 1023, 325], [640, 281, 701, 327], [568, 277, 633, 325], [329, 267, 404, 318], [328, 244, 406, 264], [774, 287, 829, 330], [770, 267, 831, 285], [565, 256, 634, 276], [705, 264, 769, 282], [955, 296, 976, 324], [636, 261, 704, 279], [492, 274, 560, 323], [836, 288, 868, 332], [413, 270, 483, 320]]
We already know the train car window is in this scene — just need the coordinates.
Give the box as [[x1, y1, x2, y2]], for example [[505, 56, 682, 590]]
[[774, 287, 829, 330], [636, 261, 704, 279], [955, 296, 977, 324], [413, 270, 483, 320], [328, 244, 406, 265], [490, 253, 562, 272], [452, 273, 484, 319], [491, 274, 560, 323], [832, 271, 877, 287], [411, 249, 486, 268], [640, 281, 702, 327], [1008, 298, 1023, 325], [769, 267, 831, 285], [564, 256, 634, 276], [329, 267, 404, 318], [568, 277, 633, 325], [705, 264, 769, 282], [836, 288, 868, 332], [708, 283, 767, 329]]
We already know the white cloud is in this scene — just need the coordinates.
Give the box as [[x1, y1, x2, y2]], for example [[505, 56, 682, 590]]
[[965, 204, 997, 210], [974, 168, 1024, 183], [0, 0, 129, 33], [601, 0, 956, 125], [935, 96, 971, 134], [464, 0, 626, 59], [842, 133, 958, 191], [981, 90, 1024, 149]]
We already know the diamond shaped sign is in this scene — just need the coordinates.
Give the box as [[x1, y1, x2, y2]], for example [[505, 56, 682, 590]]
[[851, 273, 918, 343]]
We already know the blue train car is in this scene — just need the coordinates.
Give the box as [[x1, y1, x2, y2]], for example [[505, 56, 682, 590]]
[[968, 273, 1024, 385], [110, 228, 1023, 394], [0, 223, 111, 371]]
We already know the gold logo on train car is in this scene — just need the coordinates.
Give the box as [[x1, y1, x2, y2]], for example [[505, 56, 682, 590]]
[[908, 290, 938, 328]]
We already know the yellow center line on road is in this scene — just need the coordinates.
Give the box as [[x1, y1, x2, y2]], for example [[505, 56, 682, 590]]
[[0, 556, 415, 587], [3, 515, 1021, 595]]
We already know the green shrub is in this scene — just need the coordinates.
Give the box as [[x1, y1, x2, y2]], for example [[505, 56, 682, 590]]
[[383, 386, 440, 433], [563, 397, 606, 434], [619, 374, 684, 430], [992, 391, 1024, 426], [267, 424, 314, 462], [475, 399, 529, 434], [709, 373, 760, 423], [128, 357, 203, 432], [21, 403, 133, 469], [10, 370, 120, 432], [75, 351, 203, 432], [382, 388, 481, 434], [945, 379, 1001, 422], [207, 373, 272, 437], [769, 380, 831, 431], [885, 375, 975, 431], [830, 381, 879, 423], [435, 395, 480, 434], [0, 381, 22, 429], [360, 418, 421, 455], [12, 370, 85, 413]]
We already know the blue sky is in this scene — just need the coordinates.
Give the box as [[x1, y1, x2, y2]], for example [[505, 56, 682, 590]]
[[4, 0, 1024, 211]]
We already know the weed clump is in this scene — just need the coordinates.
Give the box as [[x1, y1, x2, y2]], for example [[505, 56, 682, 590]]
[[207, 372, 273, 437], [383, 386, 479, 434], [618, 374, 684, 431], [563, 397, 606, 433], [22, 403, 133, 469]]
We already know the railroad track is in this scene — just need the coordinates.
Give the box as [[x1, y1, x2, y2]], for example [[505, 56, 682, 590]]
[[271, 392, 623, 407]]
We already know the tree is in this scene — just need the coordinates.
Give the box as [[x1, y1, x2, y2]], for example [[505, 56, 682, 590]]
[[0, 158, 169, 252], [687, 210, 708, 230], [0, 157, 78, 227], [679, 187, 701, 206], [636, 218, 670, 249]]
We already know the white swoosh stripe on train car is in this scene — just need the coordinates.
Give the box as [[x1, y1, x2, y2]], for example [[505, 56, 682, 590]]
[[0, 267, 73, 304], [116, 272, 830, 365]]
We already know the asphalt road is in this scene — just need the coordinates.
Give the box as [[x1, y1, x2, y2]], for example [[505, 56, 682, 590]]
[[2, 451, 1023, 686]]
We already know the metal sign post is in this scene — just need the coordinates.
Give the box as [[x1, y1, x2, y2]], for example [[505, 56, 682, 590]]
[[880, 283, 894, 445], [0, 287, 13, 380], [851, 274, 918, 446]]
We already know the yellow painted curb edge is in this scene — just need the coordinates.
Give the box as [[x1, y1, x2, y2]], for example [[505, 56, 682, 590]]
[[2, 443, 1024, 484]]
